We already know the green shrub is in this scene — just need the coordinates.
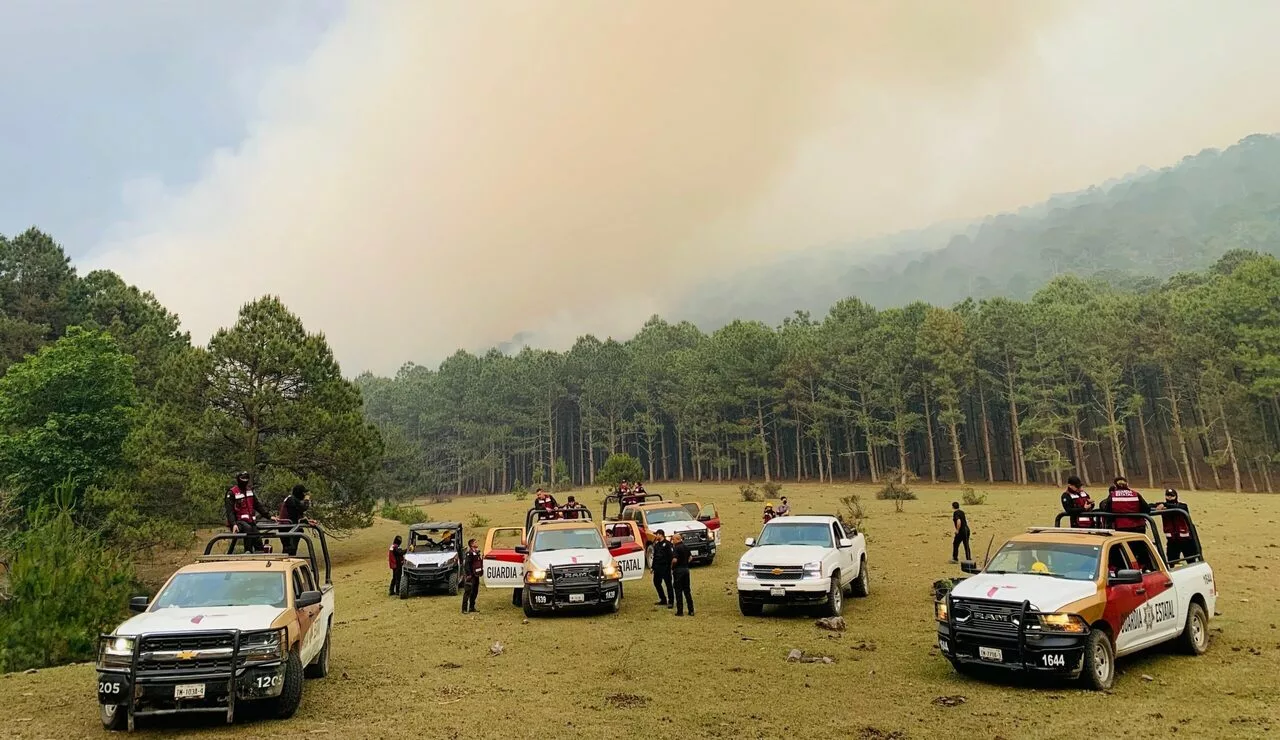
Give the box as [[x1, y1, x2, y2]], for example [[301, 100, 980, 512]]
[[838, 494, 865, 531], [875, 481, 917, 501], [960, 487, 987, 506], [0, 482, 136, 672], [597, 454, 644, 488], [761, 481, 782, 499], [466, 513, 490, 529], [379, 502, 427, 525], [739, 484, 761, 502]]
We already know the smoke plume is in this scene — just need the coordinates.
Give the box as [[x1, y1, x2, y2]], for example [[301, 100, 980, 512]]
[[87, 0, 1280, 374]]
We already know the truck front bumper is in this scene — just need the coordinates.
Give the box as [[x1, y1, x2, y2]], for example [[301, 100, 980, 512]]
[[97, 661, 287, 722], [736, 576, 831, 605], [525, 580, 622, 611], [936, 622, 1088, 677]]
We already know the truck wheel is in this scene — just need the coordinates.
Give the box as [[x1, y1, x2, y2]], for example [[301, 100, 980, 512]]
[[645, 545, 653, 568], [738, 595, 763, 616], [703, 553, 715, 566], [512, 588, 523, 607], [851, 556, 870, 597], [271, 651, 304, 719], [1177, 602, 1209, 655], [1080, 630, 1115, 691], [446, 572, 459, 596], [99, 703, 127, 731], [825, 576, 844, 617], [398, 572, 410, 599], [603, 590, 621, 614], [522, 588, 537, 618], [304, 623, 331, 679]]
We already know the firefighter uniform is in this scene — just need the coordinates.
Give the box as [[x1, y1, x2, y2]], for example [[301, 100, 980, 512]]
[[1061, 486, 1095, 528], [1160, 490, 1194, 561], [1099, 482, 1150, 533]]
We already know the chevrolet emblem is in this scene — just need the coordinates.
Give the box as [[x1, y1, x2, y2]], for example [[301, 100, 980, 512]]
[[176, 650, 199, 660], [771, 568, 783, 575]]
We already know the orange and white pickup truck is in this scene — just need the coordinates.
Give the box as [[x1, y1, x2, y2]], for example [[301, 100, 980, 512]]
[[481, 506, 646, 616], [603, 493, 721, 565], [95, 523, 334, 731], [936, 510, 1215, 690]]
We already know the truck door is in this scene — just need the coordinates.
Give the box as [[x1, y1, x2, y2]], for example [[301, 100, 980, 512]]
[[481, 527, 525, 588], [605, 521, 646, 581], [1102, 543, 1147, 655], [689, 502, 721, 544], [1128, 539, 1181, 645]]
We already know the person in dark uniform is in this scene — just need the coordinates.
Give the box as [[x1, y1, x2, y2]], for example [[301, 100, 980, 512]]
[[650, 529, 674, 607], [562, 495, 586, 519], [224, 471, 273, 553], [277, 484, 315, 556], [388, 535, 406, 596], [1098, 476, 1150, 534], [670, 533, 694, 616], [1155, 488, 1194, 562], [950, 501, 971, 563], [533, 488, 558, 519], [462, 538, 483, 613], [1060, 475, 1095, 528]]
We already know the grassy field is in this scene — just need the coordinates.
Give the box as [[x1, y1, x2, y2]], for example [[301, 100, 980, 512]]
[[2, 482, 1277, 739]]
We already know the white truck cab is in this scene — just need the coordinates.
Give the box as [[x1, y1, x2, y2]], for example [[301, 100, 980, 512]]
[[736, 515, 868, 616]]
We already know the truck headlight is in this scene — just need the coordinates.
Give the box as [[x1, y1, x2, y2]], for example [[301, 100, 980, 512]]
[[241, 628, 287, 662], [738, 562, 754, 577], [602, 561, 621, 580], [803, 561, 822, 577], [525, 569, 548, 584], [1037, 613, 1088, 633], [935, 599, 949, 622], [98, 636, 135, 668]]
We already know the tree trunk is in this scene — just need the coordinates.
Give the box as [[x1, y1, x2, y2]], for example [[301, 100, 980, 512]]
[[1005, 364, 1026, 485], [922, 383, 938, 483], [659, 426, 669, 481], [1136, 398, 1155, 490], [677, 424, 686, 482], [587, 424, 596, 486], [1194, 397, 1222, 489], [948, 420, 965, 485], [1262, 458, 1274, 493], [1218, 396, 1242, 493], [1165, 373, 1195, 489], [756, 400, 772, 483], [895, 401, 909, 485], [978, 381, 995, 484], [1102, 385, 1125, 479], [825, 434, 834, 485]]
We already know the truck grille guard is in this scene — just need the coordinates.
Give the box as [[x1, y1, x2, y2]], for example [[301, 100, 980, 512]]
[[947, 595, 1035, 670]]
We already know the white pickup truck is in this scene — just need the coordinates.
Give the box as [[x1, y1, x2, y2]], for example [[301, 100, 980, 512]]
[[736, 515, 868, 616]]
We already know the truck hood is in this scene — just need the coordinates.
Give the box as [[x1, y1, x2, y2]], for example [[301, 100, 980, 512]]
[[405, 551, 457, 567], [738, 544, 829, 566], [113, 605, 287, 637], [528, 549, 612, 570], [654, 520, 707, 535], [949, 573, 1098, 613]]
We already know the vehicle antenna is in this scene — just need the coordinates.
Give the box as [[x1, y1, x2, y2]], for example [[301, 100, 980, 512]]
[[981, 534, 995, 568]]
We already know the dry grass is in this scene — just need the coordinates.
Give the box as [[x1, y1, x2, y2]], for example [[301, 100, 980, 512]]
[[1, 483, 1277, 739]]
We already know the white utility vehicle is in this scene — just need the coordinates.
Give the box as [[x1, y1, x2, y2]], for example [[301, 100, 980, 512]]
[[736, 514, 868, 616]]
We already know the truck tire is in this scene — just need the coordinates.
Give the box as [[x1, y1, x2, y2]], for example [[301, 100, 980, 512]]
[[603, 590, 621, 614], [522, 588, 537, 618], [446, 572, 459, 596], [304, 622, 331, 679], [825, 575, 844, 617], [271, 650, 304, 719], [512, 588, 523, 607], [1177, 601, 1209, 655], [703, 553, 715, 566], [1080, 629, 1115, 691], [738, 594, 763, 616], [645, 544, 653, 568], [99, 703, 127, 731], [398, 571, 410, 599], [851, 556, 870, 597]]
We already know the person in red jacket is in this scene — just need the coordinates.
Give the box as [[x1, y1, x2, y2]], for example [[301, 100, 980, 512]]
[[388, 535, 406, 596], [224, 471, 273, 553], [1155, 488, 1194, 562], [1098, 476, 1150, 534], [1060, 476, 1095, 528]]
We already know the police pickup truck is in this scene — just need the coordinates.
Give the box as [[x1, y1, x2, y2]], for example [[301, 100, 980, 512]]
[[480, 506, 646, 616], [95, 523, 334, 731], [935, 510, 1216, 690]]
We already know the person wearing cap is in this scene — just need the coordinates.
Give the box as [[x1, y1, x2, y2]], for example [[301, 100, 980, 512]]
[[1154, 488, 1194, 562], [670, 533, 695, 616], [1098, 476, 1150, 534], [650, 529, 674, 607], [775, 496, 791, 517], [562, 495, 586, 519], [461, 538, 483, 613], [224, 471, 272, 553], [1060, 475, 1095, 528], [277, 483, 316, 555]]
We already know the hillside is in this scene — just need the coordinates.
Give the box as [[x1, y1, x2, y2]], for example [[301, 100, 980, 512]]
[[672, 133, 1280, 326]]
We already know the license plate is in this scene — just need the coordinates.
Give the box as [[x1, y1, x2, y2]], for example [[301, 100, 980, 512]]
[[690, 550, 699, 557], [569, 593, 585, 603], [174, 683, 205, 700], [770, 587, 786, 596], [978, 646, 1003, 662]]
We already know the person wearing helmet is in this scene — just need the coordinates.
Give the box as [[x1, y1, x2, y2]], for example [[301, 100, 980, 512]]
[[224, 471, 272, 553]]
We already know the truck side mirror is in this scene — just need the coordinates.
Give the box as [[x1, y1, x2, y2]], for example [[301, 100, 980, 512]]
[[744, 537, 755, 547], [1109, 569, 1143, 586], [960, 561, 980, 574], [296, 590, 322, 608], [608, 538, 623, 549], [838, 538, 853, 548], [515, 545, 528, 554], [129, 596, 149, 613]]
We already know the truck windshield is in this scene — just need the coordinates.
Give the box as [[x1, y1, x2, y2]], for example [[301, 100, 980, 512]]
[[533, 527, 606, 552], [985, 542, 1101, 581], [411, 532, 455, 551], [644, 508, 694, 525], [756, 523, 833, 548], [152, 572, 288, 609]]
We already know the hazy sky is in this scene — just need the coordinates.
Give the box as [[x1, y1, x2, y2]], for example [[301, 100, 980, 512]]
[[4, 1, 1279, 375]]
